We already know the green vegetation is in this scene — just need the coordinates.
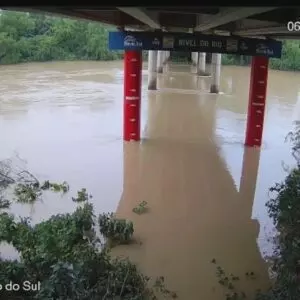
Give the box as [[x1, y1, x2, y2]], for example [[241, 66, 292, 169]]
[[0, 10, 123, 64], [14, 180, 69, 203], [212, 259, 250, 300], [99, 213, 134, 246], [0, 171, 177, 299], [0, 203, 176, 299], [41, 181, 69, 193], [132, 201, 148, 215], [72, 188, 91, 203], [257, 124, 300, 300]]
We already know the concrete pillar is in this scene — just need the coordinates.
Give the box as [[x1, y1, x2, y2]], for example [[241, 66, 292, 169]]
[[163, 51, 169, 65], [124, 50, 142, 141], [157, 50, 164, 73], [191, 52, 198, 66], [161, 51, 165, 65], [245, 56, 269, 147], [210, 53, 221, 94], [148, 50, 157, 90], [197, 52, 207, 76]]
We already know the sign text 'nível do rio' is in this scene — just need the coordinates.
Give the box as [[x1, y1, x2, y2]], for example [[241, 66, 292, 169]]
[[109, 31, 282, 58]]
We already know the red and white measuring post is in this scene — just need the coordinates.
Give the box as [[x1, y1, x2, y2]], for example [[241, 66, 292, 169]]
[[123, 50, 142, 141], [245, 56, 269, 147]]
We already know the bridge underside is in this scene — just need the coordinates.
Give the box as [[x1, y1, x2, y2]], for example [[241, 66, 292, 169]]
[[7, 6, 300, 40]]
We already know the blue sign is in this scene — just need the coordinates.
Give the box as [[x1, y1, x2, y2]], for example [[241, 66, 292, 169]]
[[109, 31, 282, 58]]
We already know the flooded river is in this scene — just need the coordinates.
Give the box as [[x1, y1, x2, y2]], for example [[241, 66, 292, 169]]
[[0, 60, 300, 299]]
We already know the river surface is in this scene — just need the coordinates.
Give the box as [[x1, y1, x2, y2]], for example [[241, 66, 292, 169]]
[[0, 60, 300, 299]]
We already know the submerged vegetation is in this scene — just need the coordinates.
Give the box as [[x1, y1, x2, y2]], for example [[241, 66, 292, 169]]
[[14, 180, 69, 203], [72, 188, 91, 203], [99, 213, 134, 246], [41, 180, 69, 193], [0, 159, 177, 299], [212, 259, 253, 300], [132, 201, 148, 215]]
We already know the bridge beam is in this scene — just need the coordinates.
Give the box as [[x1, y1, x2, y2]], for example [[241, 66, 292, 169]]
[[234, 25, 287, 36], [124, 50, 142, 141], [117, 7, 160, 29], [210, 53, 222, 93], [194, 7, 277, 32], [148, 50, 158, 90], [245, 56, 269, 147]]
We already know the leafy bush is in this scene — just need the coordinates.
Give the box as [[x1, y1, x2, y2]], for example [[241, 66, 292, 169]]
[[0, 161, 176, 299], [99, 213, 134, 245], [0, 202, 175, 299], [14, 182, 42, 203]]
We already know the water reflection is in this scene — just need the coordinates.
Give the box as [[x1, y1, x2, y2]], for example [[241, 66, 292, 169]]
[[239, 147, 261, 220], [114, 68, 269, 299], [114, 142, 268, 300]]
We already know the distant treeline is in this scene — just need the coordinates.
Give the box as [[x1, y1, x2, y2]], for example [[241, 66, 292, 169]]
[[0, 10, 123, 64], [0, 10, 300, 71]]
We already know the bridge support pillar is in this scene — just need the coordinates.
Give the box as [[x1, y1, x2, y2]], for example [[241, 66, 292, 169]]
[[197, 52, 208, 76], [163, 51, 169, 65], [157, 50, 164, 73], [245, 56, 269, 147], [210, 53, 221, 93], [124, 50, 142, 141], [148, 50, 157, 90], [191, 52, 198, 66]]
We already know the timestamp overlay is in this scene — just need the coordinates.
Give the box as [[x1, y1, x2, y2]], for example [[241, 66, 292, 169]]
[[287, 21, 300, 32]]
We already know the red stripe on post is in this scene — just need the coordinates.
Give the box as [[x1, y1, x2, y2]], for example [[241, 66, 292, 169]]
[[245, 56, 269, 147], [123, 50, 142, 141]]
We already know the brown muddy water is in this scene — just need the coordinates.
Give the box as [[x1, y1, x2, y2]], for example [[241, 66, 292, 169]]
[[0, 60, 300, 299]]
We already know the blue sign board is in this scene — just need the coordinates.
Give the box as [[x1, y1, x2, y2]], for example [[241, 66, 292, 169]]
[[109, 31, 282, 58]]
